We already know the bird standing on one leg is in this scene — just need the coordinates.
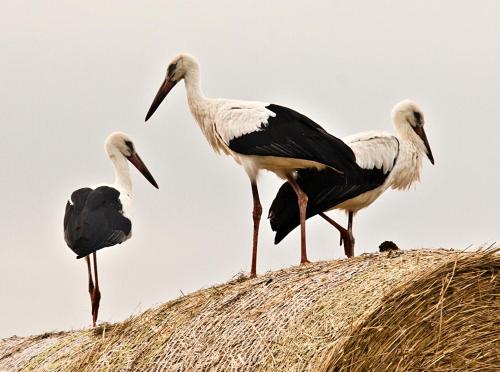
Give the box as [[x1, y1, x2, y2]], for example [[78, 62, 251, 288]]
[[269, 100, 434, 257], [144, 53, 359, 277], [63, 132, 158, 326]]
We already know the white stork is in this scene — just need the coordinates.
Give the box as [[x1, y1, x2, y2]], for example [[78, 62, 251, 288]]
[[144, 53, 358, 277], [63, 132, 158, 327], [269, 100, 434, 256]]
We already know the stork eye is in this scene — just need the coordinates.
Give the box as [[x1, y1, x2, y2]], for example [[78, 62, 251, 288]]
[[167, 62, 177, 77], [124, 140, 134, 154], [413, 111, 421, 124]]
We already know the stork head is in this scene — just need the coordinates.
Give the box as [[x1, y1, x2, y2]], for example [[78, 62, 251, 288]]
[[391, 100, 434, 164], [105, 132, 159, 188], [145, 53, 199, 121]]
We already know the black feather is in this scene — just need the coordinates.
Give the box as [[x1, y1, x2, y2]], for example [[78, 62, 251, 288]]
[[269, 167, 388, 244], [228, 104, 358, 172], [64, 186, 131, 258]]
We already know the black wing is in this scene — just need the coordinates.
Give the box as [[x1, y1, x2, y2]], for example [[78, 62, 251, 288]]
[[64, 186, 131, 258], [228, 104, 358, 173], [269, 167, 389, 244]]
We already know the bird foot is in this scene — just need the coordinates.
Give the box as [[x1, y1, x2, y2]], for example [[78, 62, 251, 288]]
[[342, 232, 355, 258], [300, 258, 311, 265]]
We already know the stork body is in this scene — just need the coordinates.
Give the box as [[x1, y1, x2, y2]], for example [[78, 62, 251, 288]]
[[145, 53, 358, 277], [269, 100, 434, 256], [63, 132, 158, 326]]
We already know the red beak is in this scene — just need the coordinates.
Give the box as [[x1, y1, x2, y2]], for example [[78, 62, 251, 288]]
[[145, 77, 178, 122], [414, 126, 434, 165], [126, 152, 159, 188]]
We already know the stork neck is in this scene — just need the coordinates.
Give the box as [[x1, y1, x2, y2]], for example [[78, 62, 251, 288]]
[[110, 153, 132, 196], [184, 68, 207, 107], [391, 128, 425, 190], [395, 121, 427, 155]]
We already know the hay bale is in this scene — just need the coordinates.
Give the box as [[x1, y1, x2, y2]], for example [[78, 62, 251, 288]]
[[1, 248, 498, 371]]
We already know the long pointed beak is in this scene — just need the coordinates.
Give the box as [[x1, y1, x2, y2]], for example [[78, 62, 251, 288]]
[[126, 153, 159, 188], [415, 126, 434, 165], [145, 77, 178, 122]]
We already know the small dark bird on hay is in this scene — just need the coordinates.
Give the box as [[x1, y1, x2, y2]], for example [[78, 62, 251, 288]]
[[63, 132, 158, 327], [269, 100, 434, 257], [379, 241, 399, 252]]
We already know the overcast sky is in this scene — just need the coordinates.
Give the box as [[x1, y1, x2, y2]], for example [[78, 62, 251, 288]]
[[1, 1, 499, 338]]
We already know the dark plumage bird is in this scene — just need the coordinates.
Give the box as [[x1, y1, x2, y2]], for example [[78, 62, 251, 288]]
[[64, 132, 158, 327], [379, 241, 399, 252]]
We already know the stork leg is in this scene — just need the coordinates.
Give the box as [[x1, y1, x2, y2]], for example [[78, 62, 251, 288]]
[[91, 252, 101, 327], [85, 256, 95, 319], [319, 212, 355, 258], [250, 181, 262, 278], [286, 175, 310, 264], [347, 211, 355, 257]]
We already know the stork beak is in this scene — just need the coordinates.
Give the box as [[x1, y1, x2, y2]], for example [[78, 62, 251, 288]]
[[126, 153, 159, 189], [414, 126, 434, 165], [145, 77, 178, 122]]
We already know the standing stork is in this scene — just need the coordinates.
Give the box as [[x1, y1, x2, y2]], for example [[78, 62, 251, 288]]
[[63, 132, 158, 327], [269, 100, 434, 256], [145, 53, 358, 277]]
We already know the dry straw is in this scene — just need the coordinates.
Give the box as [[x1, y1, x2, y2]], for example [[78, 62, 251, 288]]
[[1, 248, 498, 371]]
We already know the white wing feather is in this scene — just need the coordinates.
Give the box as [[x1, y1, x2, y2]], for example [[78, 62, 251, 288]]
[[213, 100, 276, 144], [344, 131, 399, 174]]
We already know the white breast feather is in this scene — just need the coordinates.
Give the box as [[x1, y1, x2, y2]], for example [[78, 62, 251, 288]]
[[388, 141, 423, 190], [214, 100, 276, 144], [344, 131, 399, 174]]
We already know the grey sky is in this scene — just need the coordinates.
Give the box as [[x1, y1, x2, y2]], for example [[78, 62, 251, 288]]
[[1, 1, 499, 337]]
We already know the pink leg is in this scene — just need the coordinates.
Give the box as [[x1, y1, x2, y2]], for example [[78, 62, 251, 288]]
[[250, 181, 262, 278], [286, 175, 310, 264], [91, 252, 101, 327], [319, 212, 355, 257], [85, 256, 95, 325], [347, 211, 355, 257]]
